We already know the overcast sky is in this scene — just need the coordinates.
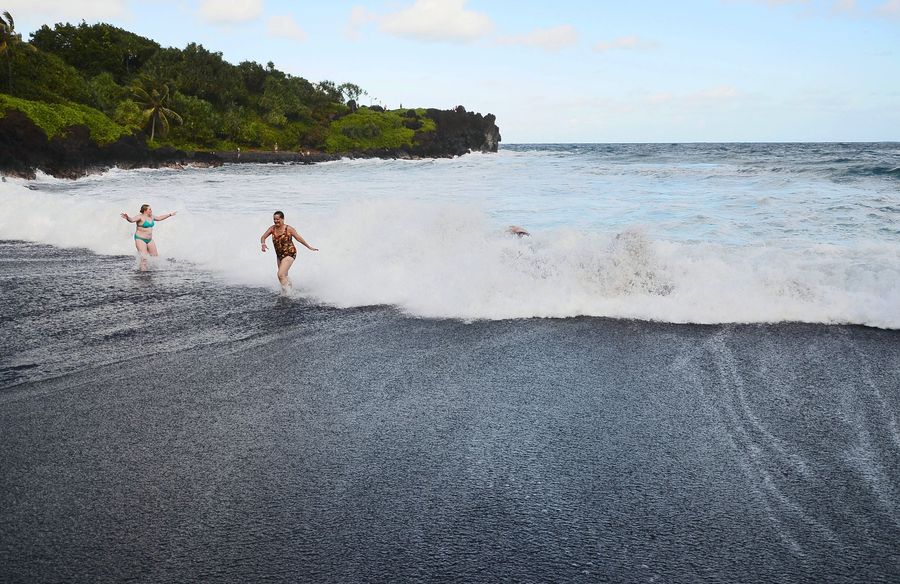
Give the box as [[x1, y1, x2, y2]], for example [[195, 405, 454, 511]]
[[8, 0, 900, 142]]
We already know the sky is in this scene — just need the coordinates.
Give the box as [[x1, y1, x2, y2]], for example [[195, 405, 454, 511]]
[[7, 0, 900, 142]]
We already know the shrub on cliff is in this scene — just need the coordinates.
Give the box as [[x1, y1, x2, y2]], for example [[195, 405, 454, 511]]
[[169, 92, 219, 146], [89, 72, 130, 116], [325, 108, 435, 153], [113, 99, 142, 131], [0, 94, 131, 144], [6, 46, 92, 104]]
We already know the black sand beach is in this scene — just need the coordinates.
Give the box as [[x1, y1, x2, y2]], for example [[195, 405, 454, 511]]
[[1, 241, 898, 583]]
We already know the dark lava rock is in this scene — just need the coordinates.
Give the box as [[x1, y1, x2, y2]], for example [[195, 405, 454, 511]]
[[0, 112, 223, 179], [411, 108, 500, 157]]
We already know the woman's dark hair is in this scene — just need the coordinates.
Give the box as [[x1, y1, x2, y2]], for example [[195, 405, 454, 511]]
[[274, 210, 285, 219], [140, 203, 150, 213]]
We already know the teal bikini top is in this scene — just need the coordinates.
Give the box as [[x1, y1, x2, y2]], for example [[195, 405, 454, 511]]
[[140, 218, 155, 228]]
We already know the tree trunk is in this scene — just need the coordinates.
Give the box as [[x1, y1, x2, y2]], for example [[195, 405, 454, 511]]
[[151, 114, 156, 142]]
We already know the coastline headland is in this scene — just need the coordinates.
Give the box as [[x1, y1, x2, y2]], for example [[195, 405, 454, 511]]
[[0, 19, 501, 180], [0, 105, 501, 180]]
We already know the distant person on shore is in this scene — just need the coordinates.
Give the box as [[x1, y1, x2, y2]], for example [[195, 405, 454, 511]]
[[260, 211, 318, 293], [507, 225, 530, 237], [121, 204, 177, 271]]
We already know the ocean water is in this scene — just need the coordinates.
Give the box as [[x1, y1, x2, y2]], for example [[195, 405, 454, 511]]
[[1, 142, 898, 326], [2, 144, 900, 582]]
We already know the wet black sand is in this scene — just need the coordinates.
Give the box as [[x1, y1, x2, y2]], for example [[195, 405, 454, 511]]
[[1, 242, 899, 583]]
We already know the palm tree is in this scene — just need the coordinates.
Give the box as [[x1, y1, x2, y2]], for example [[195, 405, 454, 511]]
[[132, 77, 183, 142], [0, 11, 26, 92]]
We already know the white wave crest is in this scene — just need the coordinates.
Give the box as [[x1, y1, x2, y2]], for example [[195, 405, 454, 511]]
[[1, 179, 898, 327]]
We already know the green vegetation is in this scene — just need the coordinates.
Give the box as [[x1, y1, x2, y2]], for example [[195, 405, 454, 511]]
[[131, 76, 182, 141], [0, 93, 130, 144], [325, 108, 436, 153], [0, 15, 443, 154], [30, 21, 159, 83], [1, 12, 19, 91]]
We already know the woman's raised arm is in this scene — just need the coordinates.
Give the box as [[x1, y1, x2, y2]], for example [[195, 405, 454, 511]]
[[154, 211, 177, 221]]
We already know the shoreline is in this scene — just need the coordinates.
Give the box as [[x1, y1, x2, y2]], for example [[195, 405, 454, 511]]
[[1, 240, 898, 582], [0, 147, 467, 180]]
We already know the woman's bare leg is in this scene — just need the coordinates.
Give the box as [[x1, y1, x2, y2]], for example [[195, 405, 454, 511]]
[[277, 256, 295, 291], [134, 239, 149, 271], [147, 240, 159, 257]]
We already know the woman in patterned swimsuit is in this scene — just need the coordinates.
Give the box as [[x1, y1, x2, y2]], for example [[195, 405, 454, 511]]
[[260, 210, 318, 292]]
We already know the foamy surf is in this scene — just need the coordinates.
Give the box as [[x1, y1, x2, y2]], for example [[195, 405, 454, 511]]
[[2, 178, 897, 328]]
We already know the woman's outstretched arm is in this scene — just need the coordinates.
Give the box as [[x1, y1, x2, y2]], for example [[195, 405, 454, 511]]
[[154, 211, 177, 221], [121, 212, 137, 222], [290, 227, 319, 251]]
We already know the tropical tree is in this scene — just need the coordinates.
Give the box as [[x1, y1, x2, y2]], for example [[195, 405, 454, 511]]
[[338, 82, 366, 104], [315, 80, 342, 103], [0, 11, 33, 92], [29, 22, 159, 83], [132, 77, 183, 141]]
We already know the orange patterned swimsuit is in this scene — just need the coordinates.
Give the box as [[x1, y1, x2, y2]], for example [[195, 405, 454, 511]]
[[272, 226, 297, 260]]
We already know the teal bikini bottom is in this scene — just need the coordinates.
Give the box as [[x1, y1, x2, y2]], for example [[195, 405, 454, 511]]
[[134, 234, 152, 244]]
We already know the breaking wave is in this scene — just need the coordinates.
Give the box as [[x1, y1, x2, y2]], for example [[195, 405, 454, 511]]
[[2, 179, 897, 328]]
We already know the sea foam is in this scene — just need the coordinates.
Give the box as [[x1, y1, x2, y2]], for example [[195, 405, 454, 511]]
[[2, 179, 897, 328]]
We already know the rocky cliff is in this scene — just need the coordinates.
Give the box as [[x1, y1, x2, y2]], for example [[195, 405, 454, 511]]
[[412, 107, 500, 157], [0, 107, 501, 179]]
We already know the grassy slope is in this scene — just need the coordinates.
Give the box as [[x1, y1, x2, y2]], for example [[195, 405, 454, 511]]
[[324, 108, 436, 153], [0, 94, 131, 145], [1, 94, 446, 155]]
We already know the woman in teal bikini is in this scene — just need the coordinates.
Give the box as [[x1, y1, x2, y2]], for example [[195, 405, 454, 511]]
[[121, 203, 177, 270]]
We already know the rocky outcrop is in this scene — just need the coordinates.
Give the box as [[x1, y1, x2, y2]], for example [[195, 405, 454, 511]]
[[413, 107, 500, 157], [0, 110, 220, 179], [337, 107, 501, 160], [0, 106, 501, 179]]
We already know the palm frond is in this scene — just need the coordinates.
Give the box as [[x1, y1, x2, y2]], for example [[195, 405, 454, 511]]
[[161, 108, 183, 125], [132, 86, 151, 103], [158, 114, 170, 136]]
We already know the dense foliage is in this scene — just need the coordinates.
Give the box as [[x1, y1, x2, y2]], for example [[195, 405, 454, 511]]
[[326, 108, 436, 153], [0, 93, 131, 144], [0, 19, 432, 152]]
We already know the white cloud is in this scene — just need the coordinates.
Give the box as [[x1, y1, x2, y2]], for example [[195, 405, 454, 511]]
[[647, 92, 674, 105], [199, 0, 263, 24], [346, 5, 377, 40], [267, 15, 307, 42], [496, 25, 579, 51], [875, 0, 900, 18], [593, 36, 659, 53], [830, 0, 857, 14], [379, 0, 493, 43], [3, 0, 126, 21], [690, 85, 741, 101]]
